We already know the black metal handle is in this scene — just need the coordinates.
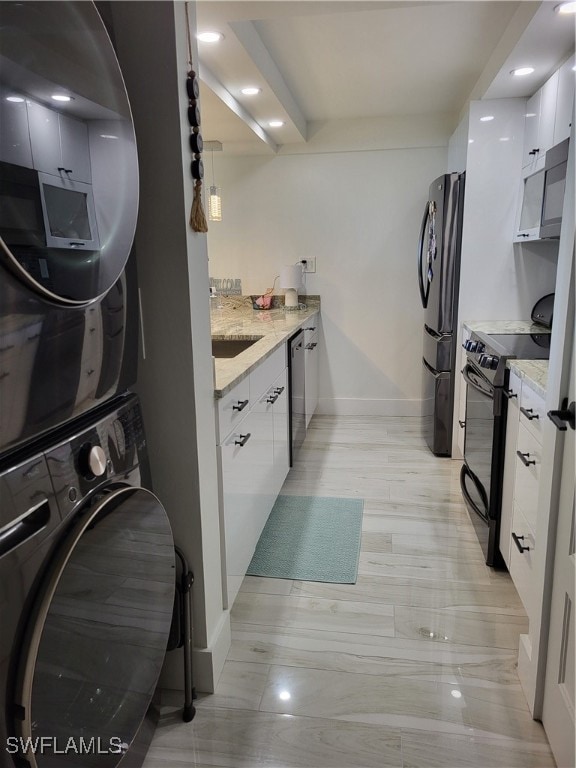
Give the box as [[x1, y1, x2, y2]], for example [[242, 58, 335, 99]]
[[458, 420, 465, 428], [417, 202, 431, 309], [232, 399, 249, 412], [512, 532, 531, 553], [274, 386, 285, 395], [517, 450, 536, 467], [547, 400, 575, 431], [528, 148, 540, 156], [305, 327, 316, 331], [68, 242, 85, 247], [234, 433, 251, 447], [504, 388, 518, 399], [520, 406, 539, 421], [517, 233, 530, 238], [306, 342, 318, 350], [266, 394, 279, 404]]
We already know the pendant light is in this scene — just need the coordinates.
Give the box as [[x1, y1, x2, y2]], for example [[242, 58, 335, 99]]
[[206, 141, 223, 222]]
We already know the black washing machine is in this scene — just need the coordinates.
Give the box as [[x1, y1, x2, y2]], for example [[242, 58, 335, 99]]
[[0, 1, 140, 458], [0, 393, 174, 768]]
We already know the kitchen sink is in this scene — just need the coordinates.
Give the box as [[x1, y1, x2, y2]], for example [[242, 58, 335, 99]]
[[211, 337, 262, 358]]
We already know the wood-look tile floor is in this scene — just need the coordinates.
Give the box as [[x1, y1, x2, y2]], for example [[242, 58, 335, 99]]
[[143, 416, 555, 768]]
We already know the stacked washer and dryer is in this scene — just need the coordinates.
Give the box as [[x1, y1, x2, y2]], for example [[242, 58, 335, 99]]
[[0, 3, 174, 767]]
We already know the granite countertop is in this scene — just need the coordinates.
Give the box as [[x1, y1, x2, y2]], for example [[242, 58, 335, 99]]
[[211, 296, 320, 397], [507, 359, 548, 399], [463, 320, 550, 335]]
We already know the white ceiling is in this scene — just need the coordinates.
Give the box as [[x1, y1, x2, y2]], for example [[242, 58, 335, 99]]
[[196, 1, 576, 155]]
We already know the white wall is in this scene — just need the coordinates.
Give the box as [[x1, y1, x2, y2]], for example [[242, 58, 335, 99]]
[[110, 0, 228, 693], [208, 129, 448, 416]]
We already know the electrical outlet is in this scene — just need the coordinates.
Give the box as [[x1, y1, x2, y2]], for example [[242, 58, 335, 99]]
[[302, 257, 316, 273]]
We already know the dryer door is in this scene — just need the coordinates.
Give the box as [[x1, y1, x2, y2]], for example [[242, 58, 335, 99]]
[[13, 487, 174, 768]]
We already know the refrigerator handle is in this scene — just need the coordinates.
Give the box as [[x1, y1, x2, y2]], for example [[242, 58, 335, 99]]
[[417, 202, 431, 309]]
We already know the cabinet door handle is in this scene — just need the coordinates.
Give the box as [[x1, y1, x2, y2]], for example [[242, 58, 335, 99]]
[[517, 233, 529, 238], [305, 326, 316, 331], [547, 400, 575, 431], [458, 420, 465, 428], [520, 406, 539, 420], [504, 388, 517, 399], [512, 532, 531, 553], [517, 450, 536, 467], [266, 394, 279, 404], [528, 148, 540, 156], [232, 399, 249, 412], [273, 386, 285, 395], [234, 433, 251, 447]]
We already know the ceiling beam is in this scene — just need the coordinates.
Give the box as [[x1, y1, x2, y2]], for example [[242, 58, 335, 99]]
[[199, 63, 278, 153], [229, 19, 308, 141]]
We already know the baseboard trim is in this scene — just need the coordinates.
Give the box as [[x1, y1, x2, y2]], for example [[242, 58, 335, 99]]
[[316, 397, 423, 417], [159, 610, 231, 694]]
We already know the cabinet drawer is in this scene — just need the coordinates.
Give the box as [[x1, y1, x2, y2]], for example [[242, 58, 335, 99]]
[[217, 377, 250, 444], [303, 314, 319, 345], [250, 344, 286, 401], [514, 422, 542, 532], [509, 504, 536, 621], [519, 384, 545, 440]]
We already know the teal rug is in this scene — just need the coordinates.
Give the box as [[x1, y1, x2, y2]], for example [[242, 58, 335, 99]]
[[247, 495, 364, 583]]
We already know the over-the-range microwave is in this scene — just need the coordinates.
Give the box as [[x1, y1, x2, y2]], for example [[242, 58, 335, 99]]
[[515, 137, 570, 242]]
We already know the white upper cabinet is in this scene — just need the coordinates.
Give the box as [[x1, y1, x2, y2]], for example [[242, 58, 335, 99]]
[[28, 101, 92, 183], [0, 92, 33, 168], [522, 69, 563, 174], [554, 54, 575, 146]]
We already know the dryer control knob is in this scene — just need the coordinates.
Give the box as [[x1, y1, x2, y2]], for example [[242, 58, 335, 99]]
[[82, 445, 107, 477]]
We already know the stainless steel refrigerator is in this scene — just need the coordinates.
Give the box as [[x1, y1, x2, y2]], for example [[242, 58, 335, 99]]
[[417, 172, 465, 456]]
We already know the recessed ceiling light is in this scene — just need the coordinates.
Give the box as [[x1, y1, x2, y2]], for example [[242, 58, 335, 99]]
[[480, 115, 494, 122], [51, 94, 72, 102], [241, 87, 261, 96], [6, 96, 24, 103], [197, 31, 223, 43], [269, 120, 284, 128], [511, 67, 535, 77], [555, 1, 576, 13]]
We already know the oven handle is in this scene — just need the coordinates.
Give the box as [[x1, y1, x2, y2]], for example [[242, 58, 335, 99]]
[[462, 363, 494, 399], [460, 464, 489, 520]]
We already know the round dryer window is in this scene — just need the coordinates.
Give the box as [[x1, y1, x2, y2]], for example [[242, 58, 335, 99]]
[[0, 1, 139, 305], [14, 488, 174, 767]]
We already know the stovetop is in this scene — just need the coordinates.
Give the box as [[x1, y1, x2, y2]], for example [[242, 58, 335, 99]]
[[464, 330, 551, 386]]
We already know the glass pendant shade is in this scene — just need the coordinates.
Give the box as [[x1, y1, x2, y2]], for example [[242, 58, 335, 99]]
[[208, 186, 222, 221]]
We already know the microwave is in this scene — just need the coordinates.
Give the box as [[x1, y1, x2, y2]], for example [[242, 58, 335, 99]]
[[515, 138, 570, 242], [0, 161, 100, 251]]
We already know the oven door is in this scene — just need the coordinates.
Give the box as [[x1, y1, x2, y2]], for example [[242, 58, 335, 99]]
[[461, 362, 494, 520]]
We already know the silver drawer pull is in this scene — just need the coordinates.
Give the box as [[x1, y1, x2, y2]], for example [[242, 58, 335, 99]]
[[234, 433, 251, 448], [520, 406, 539, 420], [232, 399, 249, 412], [512, 532, 531, 553], [517, 450, 536, 467]]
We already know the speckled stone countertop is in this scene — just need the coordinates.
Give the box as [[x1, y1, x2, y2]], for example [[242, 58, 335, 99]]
[[463, 319, 550, 335], [211, 296, 320, 397], [507, 359, 548, 399]]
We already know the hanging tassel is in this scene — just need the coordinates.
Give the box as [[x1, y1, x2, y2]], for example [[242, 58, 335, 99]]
[[190, 179, 208, 233]]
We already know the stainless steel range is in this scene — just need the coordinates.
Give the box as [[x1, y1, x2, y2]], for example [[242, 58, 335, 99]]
[[460, 330, 550, 567]]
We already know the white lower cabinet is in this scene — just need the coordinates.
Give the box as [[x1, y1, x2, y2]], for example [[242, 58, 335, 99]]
[[501, 373, 545, 624], [217, 344, 290, 608], [303, 313, 320, 428]]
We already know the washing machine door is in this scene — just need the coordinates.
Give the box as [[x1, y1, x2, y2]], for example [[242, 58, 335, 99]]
[[13, 487, 174, 768], [0, 2, 138, 305]]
